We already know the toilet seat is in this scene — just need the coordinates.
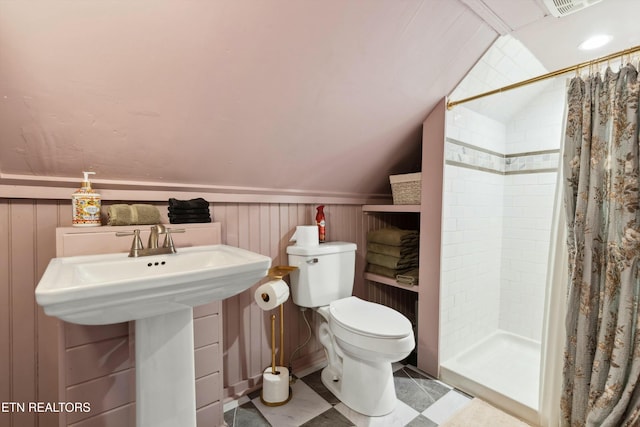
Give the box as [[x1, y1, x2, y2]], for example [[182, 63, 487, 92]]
[[326, 296, 415, 360], [329, 296, 412, 338]]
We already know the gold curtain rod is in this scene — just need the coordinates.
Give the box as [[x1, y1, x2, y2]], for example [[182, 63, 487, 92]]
[[447, 44, 640, 110]]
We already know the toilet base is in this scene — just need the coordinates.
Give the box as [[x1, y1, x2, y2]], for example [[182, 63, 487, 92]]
[[321, 355, 397, 417]]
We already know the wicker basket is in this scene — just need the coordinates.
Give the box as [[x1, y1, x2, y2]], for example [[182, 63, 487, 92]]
[[389, 173, 421, 205]]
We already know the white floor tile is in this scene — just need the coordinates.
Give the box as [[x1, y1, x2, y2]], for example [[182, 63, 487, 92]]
[[422, 389, 472, 424], [223, 395, 250, 413], [252, 379, 331, 427], [335, 399, 419, 427]]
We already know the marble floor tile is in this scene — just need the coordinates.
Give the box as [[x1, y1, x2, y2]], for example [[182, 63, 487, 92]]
[[394, 367, 452, 412], [421, 389, 472, 424], [334, 399, 419, 427], [223, 401, 271, 427], [405, 414, 439, 427], [252, 379, 332, 426], [300, 407, 355, 427], [298, 368, 341, 405], [225, 364, 477, 427]]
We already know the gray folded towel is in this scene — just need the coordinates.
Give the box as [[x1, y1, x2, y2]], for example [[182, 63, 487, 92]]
[[107, 204, 162, 226]]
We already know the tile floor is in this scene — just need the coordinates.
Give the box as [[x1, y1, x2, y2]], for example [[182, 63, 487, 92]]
[[223, 363, 473, 427]]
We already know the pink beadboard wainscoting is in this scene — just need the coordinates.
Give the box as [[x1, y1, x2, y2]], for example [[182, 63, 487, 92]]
[[0, 196, 420, 427]]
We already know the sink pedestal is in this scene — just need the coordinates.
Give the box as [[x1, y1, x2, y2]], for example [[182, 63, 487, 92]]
[[35, 242, 272, 426], [136, 307, 197, 427]]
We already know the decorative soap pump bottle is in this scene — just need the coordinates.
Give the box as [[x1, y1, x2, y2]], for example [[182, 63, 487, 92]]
[[316, 205, 325, 243], [72, 171, 102, 227]]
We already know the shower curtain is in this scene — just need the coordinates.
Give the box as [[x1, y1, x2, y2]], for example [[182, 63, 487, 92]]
[[561, 65, 640, 427]]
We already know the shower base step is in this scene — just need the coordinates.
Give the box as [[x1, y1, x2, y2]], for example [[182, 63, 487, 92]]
[[440, 330, 540, 424]]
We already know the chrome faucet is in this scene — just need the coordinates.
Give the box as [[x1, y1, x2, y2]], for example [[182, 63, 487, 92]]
[[116, 224, 185, 257], [148, 224, 166, 249]]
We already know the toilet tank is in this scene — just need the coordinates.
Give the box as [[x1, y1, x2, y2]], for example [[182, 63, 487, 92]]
[[286, 242, 357, 308]]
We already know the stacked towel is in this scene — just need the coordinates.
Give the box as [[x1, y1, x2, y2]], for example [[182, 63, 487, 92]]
[[396, 268, 419, 286], [366, 227, 419, 281], [107, 204, 162, 226], [168, 198, 212, 224]]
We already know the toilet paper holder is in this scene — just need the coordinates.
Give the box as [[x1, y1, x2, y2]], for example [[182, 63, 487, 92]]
[[263, 265, 297, 369], [259, 265, 297, 407], [267, 265, 297, 279], [259, 265, 297, 307]]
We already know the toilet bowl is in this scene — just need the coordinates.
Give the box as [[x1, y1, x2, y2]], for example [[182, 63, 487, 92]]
[[316, 296, 414, 416], [286, 241, 415, 417]]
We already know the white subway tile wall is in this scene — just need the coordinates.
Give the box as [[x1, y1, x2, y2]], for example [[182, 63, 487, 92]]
[[441, 164, 503, 360], [441, 74, 565, 361]]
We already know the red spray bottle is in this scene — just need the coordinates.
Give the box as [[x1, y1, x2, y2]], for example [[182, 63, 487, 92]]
[[316, 205, 326, 243]]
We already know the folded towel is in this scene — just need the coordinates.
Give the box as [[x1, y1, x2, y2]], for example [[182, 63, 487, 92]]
[[169, 217, 212, 224], [168, 207, 210, 215], [168, 197, 209, 210], [107, 204, 162, 226], [367, 227, 419, 247], [168, 212, 211, 220], [366, 251, 418, 270], [396, 269, 419, 286], [367, 242, 418, 258], [366, 263, 413, 279]]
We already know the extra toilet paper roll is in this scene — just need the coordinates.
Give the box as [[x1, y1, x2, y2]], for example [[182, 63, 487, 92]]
[[254, 279, 290, 310], [262, 366, 290, 404], [290, 225, 319, 247]]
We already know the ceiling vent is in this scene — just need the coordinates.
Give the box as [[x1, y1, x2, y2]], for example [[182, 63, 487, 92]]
[[542, 0, 604, 17]]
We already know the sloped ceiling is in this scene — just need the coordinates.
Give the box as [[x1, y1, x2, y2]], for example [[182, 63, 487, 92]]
[[451, 0, 640, 124], [0, 1, 497, 198], [449, 34, 550, 123], [3, 0, 635, 199]]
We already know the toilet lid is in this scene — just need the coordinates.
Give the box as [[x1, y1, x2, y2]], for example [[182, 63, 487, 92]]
[[329, 296, 412, 338]]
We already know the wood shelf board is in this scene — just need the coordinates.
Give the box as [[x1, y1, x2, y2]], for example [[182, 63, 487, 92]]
[[363, 204, 420, 213], [363, 272, 419, 293]]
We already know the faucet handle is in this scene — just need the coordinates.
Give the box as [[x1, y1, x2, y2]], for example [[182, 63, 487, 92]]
[[162, 228, 185, 253], [162, 230, 176, 253], [116, 229, 144, 257]]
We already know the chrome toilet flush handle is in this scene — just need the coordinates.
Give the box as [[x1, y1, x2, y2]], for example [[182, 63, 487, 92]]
[[306, 258, 319, 264]]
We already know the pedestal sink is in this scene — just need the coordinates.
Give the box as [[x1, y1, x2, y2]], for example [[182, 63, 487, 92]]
[[35, 244, 271, 427]]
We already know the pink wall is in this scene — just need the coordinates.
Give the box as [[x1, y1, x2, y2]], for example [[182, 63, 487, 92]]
[[0, 2, 494, 198], [0, 196, 404, 427]]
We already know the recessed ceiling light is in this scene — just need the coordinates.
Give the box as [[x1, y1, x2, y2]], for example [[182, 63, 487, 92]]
[[578, 34, 613, 50]]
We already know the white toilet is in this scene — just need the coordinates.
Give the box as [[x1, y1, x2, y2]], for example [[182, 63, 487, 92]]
[[287, 241, 415, 416]]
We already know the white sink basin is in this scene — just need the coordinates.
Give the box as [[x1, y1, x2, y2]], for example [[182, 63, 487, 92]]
[[36, 242, 272, 427], [36, 244, 271, 325]]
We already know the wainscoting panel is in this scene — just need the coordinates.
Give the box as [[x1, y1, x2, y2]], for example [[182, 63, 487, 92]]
[[215, 203, 368, 399], [0, 199, 371, 426]]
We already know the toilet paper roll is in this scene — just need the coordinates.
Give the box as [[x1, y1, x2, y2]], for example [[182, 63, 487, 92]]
[[290, 225, 319, 247], [262, 366, 290, 403], [254, 279, 290, 310]]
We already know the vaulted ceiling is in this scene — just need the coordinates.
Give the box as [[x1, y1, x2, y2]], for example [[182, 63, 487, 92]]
[[1, 0, 638, 199]]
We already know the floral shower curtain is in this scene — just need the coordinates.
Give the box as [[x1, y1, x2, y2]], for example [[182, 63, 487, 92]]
[[561, 65, 640, 426]]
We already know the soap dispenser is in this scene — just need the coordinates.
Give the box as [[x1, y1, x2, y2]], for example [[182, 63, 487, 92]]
[[72, 171, 102, 227]]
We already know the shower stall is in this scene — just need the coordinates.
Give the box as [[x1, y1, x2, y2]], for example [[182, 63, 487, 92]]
[[438, 66, 566, 423]]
